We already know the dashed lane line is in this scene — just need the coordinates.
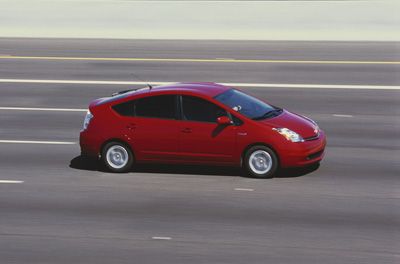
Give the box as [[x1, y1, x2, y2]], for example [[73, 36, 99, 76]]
[[0, 180, 24, 184], [0, 107, 86, 112], [332, 114, 354, 118], [234, 188, 255, 192], [0, 140, 76, 145], [152, 237, 172, 240]]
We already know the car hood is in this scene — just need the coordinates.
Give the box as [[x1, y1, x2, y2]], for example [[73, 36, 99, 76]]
[[259, 110, 318, 138]]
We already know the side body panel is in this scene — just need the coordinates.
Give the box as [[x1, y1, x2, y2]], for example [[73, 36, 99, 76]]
[[178, 120, 237, 164]]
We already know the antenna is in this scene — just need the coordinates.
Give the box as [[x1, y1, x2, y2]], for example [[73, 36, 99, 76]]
[[131, 72, 152, 90]]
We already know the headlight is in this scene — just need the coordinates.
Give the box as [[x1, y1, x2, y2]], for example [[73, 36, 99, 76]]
[[82, 110, 93, 131], [273, 128, 304, 142]]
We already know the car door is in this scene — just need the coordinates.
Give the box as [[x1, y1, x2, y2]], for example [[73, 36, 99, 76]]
[[179, 95, 237, 164], [122, 94, 180, 162]]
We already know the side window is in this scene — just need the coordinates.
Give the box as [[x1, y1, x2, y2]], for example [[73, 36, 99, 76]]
[[135, 95, 176, 119], [112, 101, 134, 116], [231, 114, 243, 126], [182, 96, 227, 123]]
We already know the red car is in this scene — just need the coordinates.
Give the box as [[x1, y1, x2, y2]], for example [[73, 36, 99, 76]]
[[80, 83, 326, 178]]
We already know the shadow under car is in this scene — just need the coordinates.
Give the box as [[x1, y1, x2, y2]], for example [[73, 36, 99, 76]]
[[69, 155, 320, 178]]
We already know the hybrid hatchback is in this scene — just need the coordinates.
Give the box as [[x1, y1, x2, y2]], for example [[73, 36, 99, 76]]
[[80, 83, 326, 178]]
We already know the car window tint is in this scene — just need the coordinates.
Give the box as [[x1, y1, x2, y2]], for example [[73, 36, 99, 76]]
[[112, 101, 134, 116], [135, 95, 176, 119], [182, 96, 226, 123]]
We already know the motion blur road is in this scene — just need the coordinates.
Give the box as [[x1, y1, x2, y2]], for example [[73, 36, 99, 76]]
[[0, 38, 399, 264]]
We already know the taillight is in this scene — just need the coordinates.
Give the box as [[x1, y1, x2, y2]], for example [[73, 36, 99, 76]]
[[82, 110, 93, 131]]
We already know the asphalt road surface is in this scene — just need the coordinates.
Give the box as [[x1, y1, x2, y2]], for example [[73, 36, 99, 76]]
[[0, 38, 399, 264]]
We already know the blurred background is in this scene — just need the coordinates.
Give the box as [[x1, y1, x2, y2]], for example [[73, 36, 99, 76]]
[[0, 1, 399, 264], [1, 0, 399, 41]]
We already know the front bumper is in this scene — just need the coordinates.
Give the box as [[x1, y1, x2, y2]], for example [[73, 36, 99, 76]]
[[278, 130, 326, 168]]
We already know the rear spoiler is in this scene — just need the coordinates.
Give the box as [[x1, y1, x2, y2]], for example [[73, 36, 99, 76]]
[[112, 89, 137, 97]]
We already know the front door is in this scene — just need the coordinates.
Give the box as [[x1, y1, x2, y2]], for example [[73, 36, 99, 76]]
[[179, 95, 236, 164]]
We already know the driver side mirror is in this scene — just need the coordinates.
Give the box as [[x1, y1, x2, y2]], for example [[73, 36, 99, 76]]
[[217, 116, 232, 125]]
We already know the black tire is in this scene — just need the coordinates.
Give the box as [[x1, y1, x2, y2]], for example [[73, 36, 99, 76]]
[[243, 145, 278, 178], [101, 141, 134, 173]]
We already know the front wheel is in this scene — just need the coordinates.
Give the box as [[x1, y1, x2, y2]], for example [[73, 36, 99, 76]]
[[102, 141, 134, 173], [243, 146, 278, 178]]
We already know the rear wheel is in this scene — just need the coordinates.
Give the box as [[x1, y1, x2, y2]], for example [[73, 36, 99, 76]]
[[102, 141, 134, 173], [243, 145, 278, 178]]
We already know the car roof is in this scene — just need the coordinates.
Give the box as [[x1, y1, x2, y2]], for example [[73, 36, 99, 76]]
[[133, 82, 231, 98]]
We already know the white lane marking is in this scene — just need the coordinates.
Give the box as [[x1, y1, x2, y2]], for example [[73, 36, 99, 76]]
[[0, 79, 399, 90], [0, 79, 160, 85], [224, 83, 400, 90], [0, 107, 86, 112], [333, 114, 354, 118], [215, 58, 235, 60], [0, 140, 76, 145], [0, 180, 24, 184], [234, 188, 254, 192], [1, 55, 399, 65], [152, 237, 172, 240]]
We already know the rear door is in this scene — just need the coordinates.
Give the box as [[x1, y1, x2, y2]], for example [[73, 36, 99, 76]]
[[118, 94, 180, 161], [178, 95, 237, 164]]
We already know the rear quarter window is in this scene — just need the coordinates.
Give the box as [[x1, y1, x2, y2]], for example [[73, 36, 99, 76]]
[[112, 101, 134, 116]]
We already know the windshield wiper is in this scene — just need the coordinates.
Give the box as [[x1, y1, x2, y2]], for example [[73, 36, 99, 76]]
[[252, 108, 282, 120]]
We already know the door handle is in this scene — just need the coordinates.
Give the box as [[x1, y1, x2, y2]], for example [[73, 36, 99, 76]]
[[181, 128, 192, 133], [126, 123, 136, 130]]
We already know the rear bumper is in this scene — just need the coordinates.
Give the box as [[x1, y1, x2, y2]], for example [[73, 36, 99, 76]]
[[278, 131, 326, 168], [79, 130, 102, 157]]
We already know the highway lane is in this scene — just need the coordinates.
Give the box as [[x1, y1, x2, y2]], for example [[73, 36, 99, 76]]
[[0, 86, 399, 151], [0, 83, 398, 114], [1, 39, 399, 86], [1, 38, 399, 61], [0, 143, 398, 263], [0, 39, 399, 264], [1, 57, 398, 86]]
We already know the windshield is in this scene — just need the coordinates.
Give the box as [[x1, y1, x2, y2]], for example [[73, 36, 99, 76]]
[[214, 89, 281, 120]]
